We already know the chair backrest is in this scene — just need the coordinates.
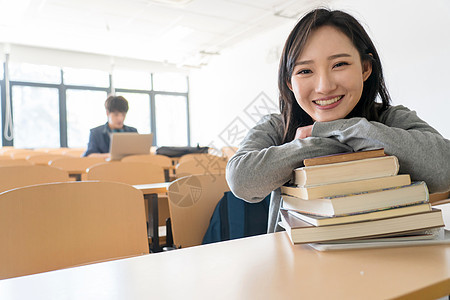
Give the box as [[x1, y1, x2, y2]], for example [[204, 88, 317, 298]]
[[87, 162, 165, 185], [45, 147, 69, 154], [121, 154, 172, 168], [26, 154, 66, 166], [62, 148, 86, 157], [0, 146, 14, 155], [167, 173, 230, 248], [49, 157, 107, 172], [178, 153, 223, 165], [10, 150, 46, 160], [0, 148, 31, 156], [0, 159, 33, 167], [176, 158, 227, 179], [0, 165, 70, 193], [0, 181, 149, 279], [221, 146, 238, 160]]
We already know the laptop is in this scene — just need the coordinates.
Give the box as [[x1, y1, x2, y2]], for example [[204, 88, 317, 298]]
[[109, 132, 153, 161]]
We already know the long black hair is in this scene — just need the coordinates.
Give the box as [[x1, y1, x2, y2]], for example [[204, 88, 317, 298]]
[[278, 8, 391, 143]]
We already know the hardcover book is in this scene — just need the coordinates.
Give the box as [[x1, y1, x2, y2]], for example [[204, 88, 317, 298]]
[[303, 148, 385, 167], [282, 174, 411, 200], [294, 156, 399, 187], [280, 209, 444, 244], [281, 181, 429, 217], [285, 203, 431, 226]]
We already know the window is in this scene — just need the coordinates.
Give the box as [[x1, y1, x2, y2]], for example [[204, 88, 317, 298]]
[[113, 70, 152, 90], [2, 61, 189, 147], [116, 92, 151, 135], [12, 86, 60, 148], [9, 63, 61, 84], [63, 67, 109, 87], [153, 73, 188, 93], [66, 90, 108, 148], [155, 94, 188, 146]]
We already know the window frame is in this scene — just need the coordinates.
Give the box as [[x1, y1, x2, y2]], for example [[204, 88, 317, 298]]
[[0, 63, 190, 147]]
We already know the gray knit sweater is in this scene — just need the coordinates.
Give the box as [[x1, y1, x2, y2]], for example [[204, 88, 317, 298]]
[[226, 105, 450, 233]]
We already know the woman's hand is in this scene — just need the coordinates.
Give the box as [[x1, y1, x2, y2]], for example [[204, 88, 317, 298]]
[[294, 125, 313, 140]]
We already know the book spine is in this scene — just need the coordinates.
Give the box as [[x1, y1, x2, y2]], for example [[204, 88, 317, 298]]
[[303, 148, 385, 166], [295, 156, 400, 187], [282, 182, 428, 217]]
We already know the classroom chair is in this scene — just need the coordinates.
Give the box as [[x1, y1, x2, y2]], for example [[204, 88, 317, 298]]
[[175, 157, 227, 179], [45, 147, 69, 154], [62, 148, 86, 157], [121, 154, 173, 181], [0, 159, 33, 167], [0, 165, 70, 193], [221, 146, 238, 160], [49, 156, 107, 180], [87, 161, 165, 184], [0, 181, 149, 279], [0, 148, 31, 156], [26, 154, 66, 166], [87, 161, 169, 228], [167, 173, 229, 248], [177, 153, 224, 165], [11, 151, 47, 160]]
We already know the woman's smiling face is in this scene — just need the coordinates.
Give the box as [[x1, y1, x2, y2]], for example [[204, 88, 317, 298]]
[[289, 25, 372, 122]]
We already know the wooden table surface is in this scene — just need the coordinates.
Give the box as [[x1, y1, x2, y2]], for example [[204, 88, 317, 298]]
[[133, 182, 171, 194], [1, 230, 449, 300]]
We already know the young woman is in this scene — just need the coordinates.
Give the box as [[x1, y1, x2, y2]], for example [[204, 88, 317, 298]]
[[226, 8, 450, 233]]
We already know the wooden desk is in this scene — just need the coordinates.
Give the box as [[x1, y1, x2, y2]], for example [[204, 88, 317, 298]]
[[134, 182, 171, 252], [0, 231, 449, 299]]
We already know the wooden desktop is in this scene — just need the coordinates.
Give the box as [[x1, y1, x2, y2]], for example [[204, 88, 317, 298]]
[[0, 230, 449, 299]]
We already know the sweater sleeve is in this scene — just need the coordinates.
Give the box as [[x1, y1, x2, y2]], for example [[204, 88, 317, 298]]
[[311, 105, 450, 193], [226, 114, 353, 203]]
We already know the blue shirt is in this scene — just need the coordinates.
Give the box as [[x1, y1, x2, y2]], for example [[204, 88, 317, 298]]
[[82, 123, 138, 156]]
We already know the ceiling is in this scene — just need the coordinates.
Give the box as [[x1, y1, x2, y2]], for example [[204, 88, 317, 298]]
[[0, 0, 328, 68]]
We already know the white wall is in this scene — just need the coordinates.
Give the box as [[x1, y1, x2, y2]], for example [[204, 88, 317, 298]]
[[189, 0, 450, 152]]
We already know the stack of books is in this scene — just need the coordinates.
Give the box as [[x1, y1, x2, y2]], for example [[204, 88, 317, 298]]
[[279, 149, 445, 246]]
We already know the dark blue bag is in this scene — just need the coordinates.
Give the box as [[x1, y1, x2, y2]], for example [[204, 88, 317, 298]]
[[202, 191, 270, 244]]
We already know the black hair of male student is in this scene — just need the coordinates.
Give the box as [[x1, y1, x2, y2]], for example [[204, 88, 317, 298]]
[[278, 8, 391, 143], [105, 95, 129, 113]]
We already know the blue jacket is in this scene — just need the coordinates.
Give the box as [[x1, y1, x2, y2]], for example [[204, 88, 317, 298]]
[[82, 123, 138, 157]]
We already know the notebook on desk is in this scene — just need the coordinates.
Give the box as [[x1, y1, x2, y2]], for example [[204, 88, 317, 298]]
[[109, 133, 153, 161]]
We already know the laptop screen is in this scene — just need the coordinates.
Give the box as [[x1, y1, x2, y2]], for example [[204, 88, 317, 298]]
[[109, 133, 153, 161]]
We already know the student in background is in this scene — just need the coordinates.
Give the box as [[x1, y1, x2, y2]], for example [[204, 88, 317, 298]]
[[226, 8, 450, 233], [83, 95, 137, 158]]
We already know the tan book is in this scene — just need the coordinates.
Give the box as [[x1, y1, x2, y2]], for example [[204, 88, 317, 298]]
[[280, 209, 444, 244], [282, 174, 411, 200], [286, 203, 431, 226], [294, 156, 399, 187], [281, 181, 428, 217], [303, 148, 385, 167]]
